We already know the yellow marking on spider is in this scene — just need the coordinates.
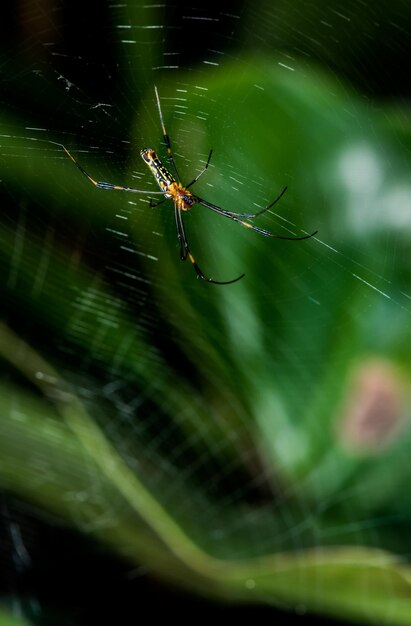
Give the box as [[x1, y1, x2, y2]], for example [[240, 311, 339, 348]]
[[62, 145, 99, 186]]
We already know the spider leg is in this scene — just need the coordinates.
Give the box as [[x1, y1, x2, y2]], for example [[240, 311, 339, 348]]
[[149, 197, 167, 209], [236, 186, 288, 219], [198, 186, 288, 219], [62, 145, 165, 194], [198, 198, 317, 240], [174, 203, 188, 261], [174, 203, 244, 285], [186, 150, 213, 189], [154, 85, 181, 183]]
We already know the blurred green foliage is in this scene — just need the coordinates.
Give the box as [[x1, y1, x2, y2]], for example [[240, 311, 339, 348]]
[[0, 609, 31, 626], [1, 3, 411, 624]]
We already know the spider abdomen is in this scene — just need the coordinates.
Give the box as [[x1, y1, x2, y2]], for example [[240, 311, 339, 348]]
[[140, 148, 176, 195]]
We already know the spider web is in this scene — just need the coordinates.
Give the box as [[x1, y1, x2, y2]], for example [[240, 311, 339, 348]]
[[1, 1, 411, 624]]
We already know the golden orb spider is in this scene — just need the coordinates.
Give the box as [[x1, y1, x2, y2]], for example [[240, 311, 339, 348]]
[[62, 86, 317, 285]]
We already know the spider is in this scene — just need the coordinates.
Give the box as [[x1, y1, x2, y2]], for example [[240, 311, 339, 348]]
[[62, 86, 317, 285]]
